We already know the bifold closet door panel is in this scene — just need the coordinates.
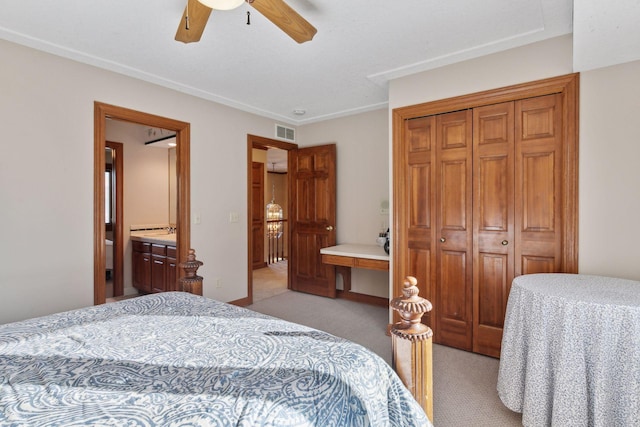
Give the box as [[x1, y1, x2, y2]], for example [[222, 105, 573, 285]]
[[472, 102, 516, 357], [435, 110, 473, 350], [515, 94, 564, 276], [404, 117, 437, 327]]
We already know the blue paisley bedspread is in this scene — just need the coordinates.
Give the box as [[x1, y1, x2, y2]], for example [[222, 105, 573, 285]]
[[0, 292, 430, 426]]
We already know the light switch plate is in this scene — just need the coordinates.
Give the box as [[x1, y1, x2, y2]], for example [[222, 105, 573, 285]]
[[229, 212, 239, 223]]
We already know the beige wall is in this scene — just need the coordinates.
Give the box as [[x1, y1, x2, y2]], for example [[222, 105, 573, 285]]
[[3, 32, 639, 324], [389, 34, 640, 284], [0, 38, 279, 323], [389, 35, 574, 110], [578, 59, 640, 281], [298, 108, 390, 298]]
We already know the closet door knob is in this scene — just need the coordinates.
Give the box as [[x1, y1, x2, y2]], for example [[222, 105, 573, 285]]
[[501, 240, 509, 246], [326, 225, 334, 231], [440, 237, 446, 243]]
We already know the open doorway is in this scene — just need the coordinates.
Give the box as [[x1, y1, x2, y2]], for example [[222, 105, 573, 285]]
[[247, 135, 297, 305], [104, 123, 177, 301], [94, 102, 191, 305]]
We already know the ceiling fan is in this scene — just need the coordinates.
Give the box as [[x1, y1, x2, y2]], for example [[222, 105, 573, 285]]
[[175, 0, 317, 44]]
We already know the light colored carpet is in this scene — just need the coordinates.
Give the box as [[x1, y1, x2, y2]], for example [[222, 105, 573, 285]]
[[252, 260, 289, 302], [247, 290, 522, 427]]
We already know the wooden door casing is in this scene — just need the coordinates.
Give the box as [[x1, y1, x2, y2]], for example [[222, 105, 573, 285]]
[[290, 144, 337, 298], [392, 73, 579, 358], [94, 102, 191, 305]]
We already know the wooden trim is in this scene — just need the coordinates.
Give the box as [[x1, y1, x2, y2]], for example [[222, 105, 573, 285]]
[[336, 290, 388, 307], [246, 134, 298, 306], [393, 73, 580, 120], [246, 137, 252, 306], [392, 72, 580, 314], [253, 262, 268, 270], [251, 135, 298, 151], [562, 75, 580, 273], [227, 296, 251, 306], [94, 102, 191, 304], [94, 107, 106, 305]]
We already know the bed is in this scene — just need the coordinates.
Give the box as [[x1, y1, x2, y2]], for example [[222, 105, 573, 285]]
[[0, 292, 430, 426]]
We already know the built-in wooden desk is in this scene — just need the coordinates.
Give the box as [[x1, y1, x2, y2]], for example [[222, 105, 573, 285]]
[[320, 244, 389, 306]]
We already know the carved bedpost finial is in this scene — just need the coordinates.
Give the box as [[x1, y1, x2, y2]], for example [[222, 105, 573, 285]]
[[389, 276, 433, 341], [389, 276, 434, 422], [179, 249, 204, 295]]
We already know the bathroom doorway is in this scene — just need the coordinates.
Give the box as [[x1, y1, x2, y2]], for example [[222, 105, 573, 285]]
[[93, 102, 191, 305]]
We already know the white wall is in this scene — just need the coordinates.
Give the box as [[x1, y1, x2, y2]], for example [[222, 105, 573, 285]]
[[0, 38, 279, 324], [578, 59, 640, 281], [389, 34, 640, 283], [298, 108, 390, 298]]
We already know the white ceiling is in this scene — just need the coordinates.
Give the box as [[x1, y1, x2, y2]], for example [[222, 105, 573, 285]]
[[0, 1, 637, 125], [0, 0, 570, 124]]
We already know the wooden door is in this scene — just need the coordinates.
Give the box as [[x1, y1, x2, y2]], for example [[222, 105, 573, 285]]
[[472, 102, 515, 357], [435, 110, 473, 350], [151, 254, 167, 293], [515, 94, 563, 275], [167, 247, 177, 292], [132, 247, 151, 293], [289, 144, 337, 297], [393, 75, 579, 358], [402, 116, 437, 328], [251, 161, 266, 270]]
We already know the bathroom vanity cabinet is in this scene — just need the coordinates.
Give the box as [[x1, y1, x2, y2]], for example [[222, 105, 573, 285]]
[[132, 240, 177, 293]]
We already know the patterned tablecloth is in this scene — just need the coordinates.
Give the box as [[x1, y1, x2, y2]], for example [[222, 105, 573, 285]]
[[497, 273, 640, 426]]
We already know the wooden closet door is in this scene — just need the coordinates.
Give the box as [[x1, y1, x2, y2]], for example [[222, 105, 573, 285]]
[[393, 74, 578, 358], [515, 94, 563, 275], [435, 110, 473, 350], [472, 102, 515, 357], [403, 116, 437, 328]]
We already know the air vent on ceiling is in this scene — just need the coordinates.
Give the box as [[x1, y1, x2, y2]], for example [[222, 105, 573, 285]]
[[276, 124, 295, 142]]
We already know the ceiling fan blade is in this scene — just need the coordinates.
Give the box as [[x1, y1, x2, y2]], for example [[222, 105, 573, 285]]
[[249, 0, 317, 44], [175, 0, 213, 44]]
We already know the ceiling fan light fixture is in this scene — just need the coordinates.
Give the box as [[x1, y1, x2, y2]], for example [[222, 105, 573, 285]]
[[197, 0, 245, 10]]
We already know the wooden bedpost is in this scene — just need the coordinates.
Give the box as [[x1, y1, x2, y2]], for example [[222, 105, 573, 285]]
[[179, 248, 203, 295], [389, 276, 433, 422]]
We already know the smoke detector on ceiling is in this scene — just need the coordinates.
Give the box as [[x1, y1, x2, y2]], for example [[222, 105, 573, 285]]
[[276, 124, 295, 142]]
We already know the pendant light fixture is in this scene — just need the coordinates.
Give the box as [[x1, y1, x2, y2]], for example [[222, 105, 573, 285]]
[[197, 0, 245, 10], [266, 163, 283, 238]]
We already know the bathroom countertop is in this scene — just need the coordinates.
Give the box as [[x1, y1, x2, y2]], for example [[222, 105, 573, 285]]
[[130, 232, 177, 246]]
